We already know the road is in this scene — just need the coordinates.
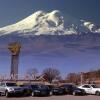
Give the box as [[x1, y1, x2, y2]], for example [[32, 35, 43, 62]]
[[0, 95, 100, 100]]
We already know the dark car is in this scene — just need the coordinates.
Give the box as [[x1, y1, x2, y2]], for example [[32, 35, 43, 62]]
[[46, 85, 54, 91], [51, 86, 65, 95], [45, 85, 54, 95], [19, 84, 32, 96], [30, 84, 51, 96], [0, 91, 2, 96], [60, 84, 86, 96]]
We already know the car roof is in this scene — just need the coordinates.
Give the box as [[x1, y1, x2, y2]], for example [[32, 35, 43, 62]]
[[80, 84, 96, 86], [61, 83, 74, 86]]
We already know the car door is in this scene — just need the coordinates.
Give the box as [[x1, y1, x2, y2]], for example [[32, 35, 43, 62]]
[[81, 85, 92, 94], [1, 83, 6, 93], [90, 85, 97, 94], [0, 83, 2, 92], [0, 83, 6, 94]]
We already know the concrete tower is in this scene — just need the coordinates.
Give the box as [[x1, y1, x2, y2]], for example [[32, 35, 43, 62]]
[[8, 42, 21, 80]]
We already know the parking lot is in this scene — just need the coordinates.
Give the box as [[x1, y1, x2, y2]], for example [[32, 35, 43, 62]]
[[0, 95, 100, 100]]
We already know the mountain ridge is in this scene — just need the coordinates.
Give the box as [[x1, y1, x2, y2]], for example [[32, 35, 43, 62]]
[[0, 10, 100, 36]]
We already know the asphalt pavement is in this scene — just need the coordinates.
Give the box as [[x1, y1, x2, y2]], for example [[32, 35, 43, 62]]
[[0, 95, 100, 100]]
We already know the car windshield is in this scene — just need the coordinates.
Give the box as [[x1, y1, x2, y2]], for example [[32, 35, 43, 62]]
[[91, 85, 98, 88], [39, 85, 49, 89], [62, 84, 77, 89], [47, 85, 54, 89], [71, 85, 78, 89], [6, 83, 17, 86]]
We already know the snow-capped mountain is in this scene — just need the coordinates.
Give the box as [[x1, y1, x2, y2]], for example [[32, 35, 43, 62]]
[[0, 10, 100, 36], [0, 10, 100, 57]]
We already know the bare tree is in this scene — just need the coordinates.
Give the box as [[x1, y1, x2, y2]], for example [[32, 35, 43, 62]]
[[42, 67, 60, 83], [26, 68, 38, 80], [66, 73, 80, 84]]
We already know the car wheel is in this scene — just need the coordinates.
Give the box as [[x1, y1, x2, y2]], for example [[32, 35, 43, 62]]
[[95, 91, 100, 96], [31, 92, 35, 97], [73, 91, 76, 96], [5, 91, 10, 97]]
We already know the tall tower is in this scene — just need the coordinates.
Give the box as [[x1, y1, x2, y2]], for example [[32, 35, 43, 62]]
[[8, 42, 21, 80]]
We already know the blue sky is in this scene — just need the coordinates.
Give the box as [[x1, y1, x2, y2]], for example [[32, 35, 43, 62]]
[[0, 0, 100, 27], [0, 0, 100, 78], [1, 48, 100, 78]]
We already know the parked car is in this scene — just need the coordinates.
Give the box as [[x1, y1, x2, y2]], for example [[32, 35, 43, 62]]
[[0, 91, 1, 96], [0, 82, 23, 97], [78, 84, 100, 96], [51, 86, 65, 95], [19, 84, 32, 96], [30, 84, 51, 96], [60, 84, 86, 96], [45, 85, 54, 95], [46, 85, 54, 91]]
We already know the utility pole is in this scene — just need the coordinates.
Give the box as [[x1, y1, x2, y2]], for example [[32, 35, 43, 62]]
[[80, 72, 84, 85]]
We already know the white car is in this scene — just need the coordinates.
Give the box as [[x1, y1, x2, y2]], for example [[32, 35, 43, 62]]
[[78, 84, 100, 96]]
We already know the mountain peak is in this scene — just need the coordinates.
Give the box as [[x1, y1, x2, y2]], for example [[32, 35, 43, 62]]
[[0, 10, 100, 36]]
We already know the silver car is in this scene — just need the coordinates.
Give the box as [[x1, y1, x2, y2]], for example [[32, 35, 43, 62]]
[[0, 82, 23, 97]]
